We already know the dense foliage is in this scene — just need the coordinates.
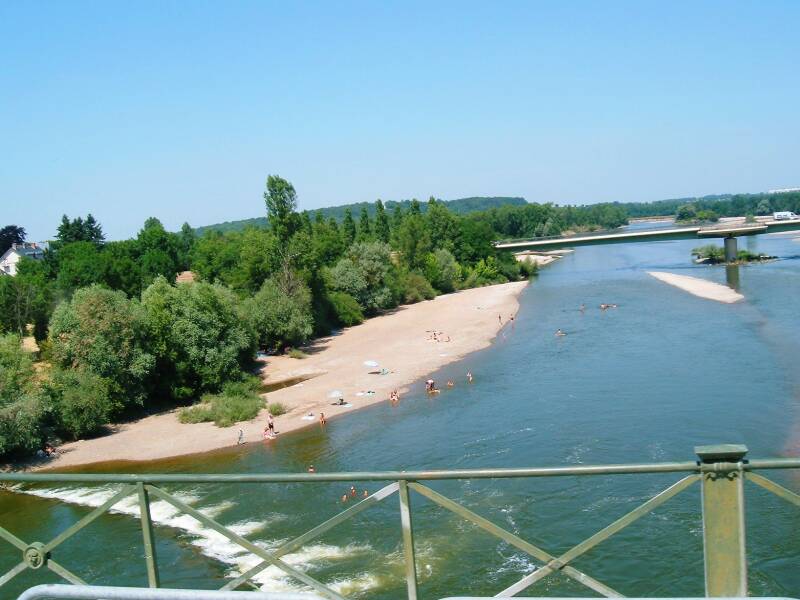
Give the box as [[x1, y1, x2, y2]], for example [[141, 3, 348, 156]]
[[0, 176, 647, 459]]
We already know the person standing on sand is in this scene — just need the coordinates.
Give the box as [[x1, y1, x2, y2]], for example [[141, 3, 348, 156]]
[[319, 413, 326, 425], [267, 414, 275, 436], [498, 315, 502, 325]]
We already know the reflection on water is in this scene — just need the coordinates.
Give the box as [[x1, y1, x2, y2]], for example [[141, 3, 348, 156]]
[[2, 233, 800, 597], [726, 264, 741, 290]]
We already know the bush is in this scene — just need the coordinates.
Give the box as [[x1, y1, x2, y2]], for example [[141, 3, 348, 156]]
[[0, 333, 35, 405], [179, 392, 265, 427], [245, 277, 314, 352], [47, 369, 114, 439], [0, 394, 44, 456], [47, 285, 154, 413], [287, 348, 307, 359], [267, 401, 287, 416], [424, 249, 461, 293], [327, 291, 364, 326], [326, 242, 396, 314], [402, 272, 436, 304]]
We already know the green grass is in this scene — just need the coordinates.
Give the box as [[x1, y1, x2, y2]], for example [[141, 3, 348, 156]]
[[179, 376, 265, 427], [267, 401, 287, 416]]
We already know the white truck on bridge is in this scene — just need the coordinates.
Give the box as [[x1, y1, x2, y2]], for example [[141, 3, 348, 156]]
[[773, 211, 799, 221]]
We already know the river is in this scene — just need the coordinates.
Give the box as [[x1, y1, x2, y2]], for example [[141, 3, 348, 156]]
[[2, 228, 800, 597]]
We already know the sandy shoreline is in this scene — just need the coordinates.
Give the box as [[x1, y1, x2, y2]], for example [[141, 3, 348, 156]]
[[35, 281, 528, 470], [648, 271, 744, 303]]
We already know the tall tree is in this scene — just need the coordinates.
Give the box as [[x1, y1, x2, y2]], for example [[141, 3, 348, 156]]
[[374, 200, 390, 243], [342, 208, 356, 247], [0, 226, 26, 254], [56, 214, 104, 245], [357, 206, 372, 241], [263, 175, 298, 245]]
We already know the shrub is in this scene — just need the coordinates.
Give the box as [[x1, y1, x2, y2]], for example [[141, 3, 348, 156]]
[[0, 333, 35, 406], [0, 394, 44, 456], [245, 277, 314, 352], [402, 272, 436, 304], [287, 348, 307, 359], [46, 369, 114, 439], [141, 277, 256, 400], [327, 291, 364, 326], [326, 242, 396, 314], [424, 249, 461, 293], [47, 285, 154, 413], [267, 401, 287, 416], [179, 378, 265, 427]]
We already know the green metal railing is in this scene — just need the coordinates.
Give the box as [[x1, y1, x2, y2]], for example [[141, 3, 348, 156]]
[[1, 444, 799, 598]]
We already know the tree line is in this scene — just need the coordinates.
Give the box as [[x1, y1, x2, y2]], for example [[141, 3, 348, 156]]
[[0, 176, 631, 459]]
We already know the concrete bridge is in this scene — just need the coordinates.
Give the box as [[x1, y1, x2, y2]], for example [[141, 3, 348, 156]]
[[495, 218, 800, 262]]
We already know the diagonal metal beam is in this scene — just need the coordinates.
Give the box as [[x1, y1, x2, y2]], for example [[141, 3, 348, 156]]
[[47, 559, 87, 585], [0, 523, 28, 552], [220, 482, 399, 591], [42, 484, 137, 553], [0, 561, 28, 588], [146, 485, 347, 600], [408, 483, 620, 597], [497, 475, 699, 596], [747, 472, 800, 507]]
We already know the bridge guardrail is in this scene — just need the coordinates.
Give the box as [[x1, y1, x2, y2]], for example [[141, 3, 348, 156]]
[[1, 444, 799, 599]]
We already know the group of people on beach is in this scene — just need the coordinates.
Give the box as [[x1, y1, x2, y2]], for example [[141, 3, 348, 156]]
[[428, 330, 451, 342]]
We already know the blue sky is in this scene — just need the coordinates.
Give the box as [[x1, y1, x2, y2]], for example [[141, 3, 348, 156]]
[[2, 1, 799, 240]]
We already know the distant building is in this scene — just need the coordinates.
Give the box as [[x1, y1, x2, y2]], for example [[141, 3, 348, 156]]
[[175, 270, 196, 284], [768, 188, 800, 194], [0, 242, 46, 276]]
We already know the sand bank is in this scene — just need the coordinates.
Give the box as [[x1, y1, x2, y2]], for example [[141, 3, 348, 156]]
[[38, 281, 528, 470], [648, 271, 743, 303]]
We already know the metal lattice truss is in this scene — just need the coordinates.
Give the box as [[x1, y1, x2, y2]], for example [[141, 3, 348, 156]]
[[1, 470, 799, 599]]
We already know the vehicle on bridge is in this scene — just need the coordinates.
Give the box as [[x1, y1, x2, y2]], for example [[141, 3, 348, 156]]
[[773, 211, 799, 221]]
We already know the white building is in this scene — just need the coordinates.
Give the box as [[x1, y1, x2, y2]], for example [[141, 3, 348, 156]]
[[0, 242, 46, 276]]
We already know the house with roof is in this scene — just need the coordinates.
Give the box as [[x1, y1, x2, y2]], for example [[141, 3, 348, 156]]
[[0, 242, 46, 276]]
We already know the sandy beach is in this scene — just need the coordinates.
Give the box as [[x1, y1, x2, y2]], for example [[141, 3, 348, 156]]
[[648, 271, 744, 303], [38, 281, 528, 470]]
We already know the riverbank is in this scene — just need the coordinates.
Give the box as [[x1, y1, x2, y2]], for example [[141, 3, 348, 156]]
[[34, 280, 528, 470], [648, 271, 744, 303]]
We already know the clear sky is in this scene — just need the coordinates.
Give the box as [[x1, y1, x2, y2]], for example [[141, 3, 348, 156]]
[[2, 1, 799, 240]]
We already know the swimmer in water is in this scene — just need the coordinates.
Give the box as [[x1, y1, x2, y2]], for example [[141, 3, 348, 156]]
[[580, 303, 586, 313], [467, 371, 473, 383], [555, 329, 566, 337], [362, 490, 369, 498], [350, 485, 357, 497], [447, 380, 454, 387], [308, 465, 316, 473], [341, 494, 348, 503]]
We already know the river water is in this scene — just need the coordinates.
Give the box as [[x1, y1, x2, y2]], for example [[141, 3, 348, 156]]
[[2, 229, 800, 598]]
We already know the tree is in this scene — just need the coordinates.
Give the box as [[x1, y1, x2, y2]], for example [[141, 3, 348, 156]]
[[141, 277, 255, 401], [137, 217, 181, 285], [374, 200, 390, 243], [0, 258, 52, 340], [263, 175, 298, 245], [48, 285, 154, 413], [342, 208, 356, 247], [395, 212, 431, 270], [424, 249, 461, 293], [245, 277, 314, 351], [676, 204, 698, 223], [56, 214, 104, 245], [178, 222, 196, 270], [0, 225, 26, 254], [45, 369, 113, 439], [0, 333, 35, 406], [327, 242, 396, 314], [425, 198, 459, 251], [756, 199, 772, 216], [357, 206, 372, 242], [54, 241, 107, 293]]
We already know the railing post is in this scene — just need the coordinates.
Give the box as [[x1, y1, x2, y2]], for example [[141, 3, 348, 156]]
[[696, 444, 747, 597], [137, 483, 160, 588], [398, 480, 418, 600]]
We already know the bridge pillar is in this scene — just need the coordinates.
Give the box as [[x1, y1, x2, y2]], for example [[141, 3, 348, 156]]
[[724, 236, 738, 263], [696, 444, 748, 597]]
